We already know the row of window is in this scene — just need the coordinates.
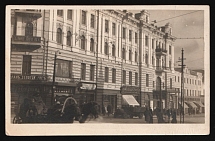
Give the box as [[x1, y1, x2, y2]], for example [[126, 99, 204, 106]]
[[184, 89, 201, 97], [57, 10, 73, 20], [174, 76, 202, 85]]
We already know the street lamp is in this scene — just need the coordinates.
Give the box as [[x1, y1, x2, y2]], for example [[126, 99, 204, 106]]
[[51, 50, 61, 105]]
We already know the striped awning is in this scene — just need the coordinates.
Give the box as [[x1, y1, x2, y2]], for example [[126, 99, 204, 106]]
[[122, 95, 140, 106], [193, 101, 205, 107], [178, 102, 189, 108], [185, 101, 198, 108]]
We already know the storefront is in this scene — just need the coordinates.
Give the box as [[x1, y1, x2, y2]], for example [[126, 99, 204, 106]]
[[120, 86, 140, 107], [75, 82, 97, 106]]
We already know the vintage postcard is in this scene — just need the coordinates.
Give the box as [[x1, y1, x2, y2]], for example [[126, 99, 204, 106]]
[[5, 5, 210, 135]]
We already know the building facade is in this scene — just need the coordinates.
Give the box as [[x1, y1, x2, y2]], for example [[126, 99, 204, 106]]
[[174, 67, 204, 114], [10, 9, 179, 116]]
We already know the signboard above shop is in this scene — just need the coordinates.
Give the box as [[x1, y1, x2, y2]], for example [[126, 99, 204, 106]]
[[78, 82, 97, 91], [120, 85, 140, 94]]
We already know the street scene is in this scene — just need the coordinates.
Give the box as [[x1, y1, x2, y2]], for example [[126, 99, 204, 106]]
[[7, 6, 207, 127]]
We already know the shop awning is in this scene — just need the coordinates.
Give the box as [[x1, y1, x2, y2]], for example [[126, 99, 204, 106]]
[[178, 102, 189, 108], [193, 101, 205, 107], [185, 101, 198, 108], [122, 95, 140, 106]]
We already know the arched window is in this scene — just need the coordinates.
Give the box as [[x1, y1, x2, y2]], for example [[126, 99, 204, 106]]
[[57, 28, 62, 44], [135, 51, 137, 62], [66, 31, 72, 46], [145, 54, 148, 64], [129, 49, 132, 61], [90, 38, 94, 52], [122, 48, 126, 59], [104, 42, 109, 55], [156, 58, 159, 69], [25, 22, 33, 36], [112, 44, 115, 57], [81, 35, 86, 49]]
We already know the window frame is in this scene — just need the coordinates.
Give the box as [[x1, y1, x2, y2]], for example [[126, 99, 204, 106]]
[[81, 35, 86, 50], [129, 49, 132, 61], [146, 74, 149, 87], [145, 35, 148, 46], [90, 38, 94, 52], [105, 67, 109, 82], [57, 10, 63, 17], [56, 59, 73, 78], [122, 70, 126, 84], [112, 68, 116, 83], [122, 27, 126, 39], [25, 22, 33, 36], [112, 22, 116, 35], [112, 45, 115, 57], [135, 32, 138, 43], [66, 31, 72, 46], [67, 10, 73, 20], [90, 14, 95, 28], [22, 55, 32, 75], [81, 10, 86, 25], [104, 42, 109, 55], [57, 28, 62, 44], [105, 20, 109, 33], [90, 65, 95, 81], [135, 72, 138, 85], [81, 63, 86, 80], [129, 71, 132, 85], [129, 30, 132, 42]]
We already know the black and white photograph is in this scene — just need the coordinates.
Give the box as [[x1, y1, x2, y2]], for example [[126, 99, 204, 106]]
[[5, 5, 209, 135]]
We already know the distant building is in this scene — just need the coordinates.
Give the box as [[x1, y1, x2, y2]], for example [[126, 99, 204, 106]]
[[174, 67, 204, 114]]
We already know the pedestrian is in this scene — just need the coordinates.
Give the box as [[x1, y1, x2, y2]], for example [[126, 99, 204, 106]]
[[149, 107, 153, 123], [157, 108, 164, 123], [171, 110, 177, 123], [107, 104, 112, 117], [144, 107, 150, 123], [167, 109, 171, 123]]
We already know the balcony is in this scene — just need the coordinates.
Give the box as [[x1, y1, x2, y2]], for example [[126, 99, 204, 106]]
[[155, 48, 167, 56], [155, 66, 167, 73], [12, 35, 41, 46], [11, 73, 47, 81], [14, 9, 42, 19]]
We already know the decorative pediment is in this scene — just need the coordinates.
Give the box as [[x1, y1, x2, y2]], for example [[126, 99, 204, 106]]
[[56, 22, 63, 29]]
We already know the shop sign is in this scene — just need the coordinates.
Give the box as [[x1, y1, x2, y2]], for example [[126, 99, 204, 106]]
[[78, 83, 96, 91], [11, 85, 41, 93], [54, 86, 75, 94], [120, 86, 140, 94], [12, 35, 41, 43]]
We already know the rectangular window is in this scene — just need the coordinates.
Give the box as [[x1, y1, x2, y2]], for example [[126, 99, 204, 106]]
[[123, 70, 126, 84], [90, 65, 95, 81], [90, 14, 95, 28], [145, 35, 148, 46], [105, 67, 109, 82], [82, 10, 86, 25], [81, 63, 86, 80], [146, 74, 149, 87], [135, 72, 138, 85], [122, 27, 126, 39], [112, 68, 116, 83], [56, 59, 73, 78], [169, 45, 171, 55], [67, 10, 72, 20], [170, 78, 172, 89], [129, 30, 132, 42], [178, 76, 180, 82], [175, 76, 176, 82], [129, 71, 132, 85], [135, 32, 137, 43], [105, 20, 109, 33], [57, 10, 63, 17], [112, 23, 116, 35], [152, 39, 154, 49], [153, 81, 155, 88], [22, 55, 32, 75]]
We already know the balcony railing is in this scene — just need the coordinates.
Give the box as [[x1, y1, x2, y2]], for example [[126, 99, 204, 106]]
[[11, 74, 47, 81], [12, 35, 41, 46], [155, 48, 167, 55], [155, 66, 168, 73], [14, 9, 42, 18]]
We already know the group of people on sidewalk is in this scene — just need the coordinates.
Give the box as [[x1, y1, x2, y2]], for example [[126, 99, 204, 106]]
[[144, 107, 177, 123]]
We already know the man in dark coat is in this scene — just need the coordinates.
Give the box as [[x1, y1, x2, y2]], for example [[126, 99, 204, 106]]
[[149, 107, 153, 123], [144, 107, 150, 123], [107, 104, 112, 117]]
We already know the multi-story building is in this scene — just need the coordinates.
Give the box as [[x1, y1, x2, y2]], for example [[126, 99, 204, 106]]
[[10, 9, 178, 117], [174, 67, 204, 114]]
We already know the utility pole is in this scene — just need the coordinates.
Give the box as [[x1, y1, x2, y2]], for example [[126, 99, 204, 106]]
[[95, 10, 99, 102], [178, 48, 186, 123]]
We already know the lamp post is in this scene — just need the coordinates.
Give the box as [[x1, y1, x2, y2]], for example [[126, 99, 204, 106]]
[[51, 50, 61, 105]]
